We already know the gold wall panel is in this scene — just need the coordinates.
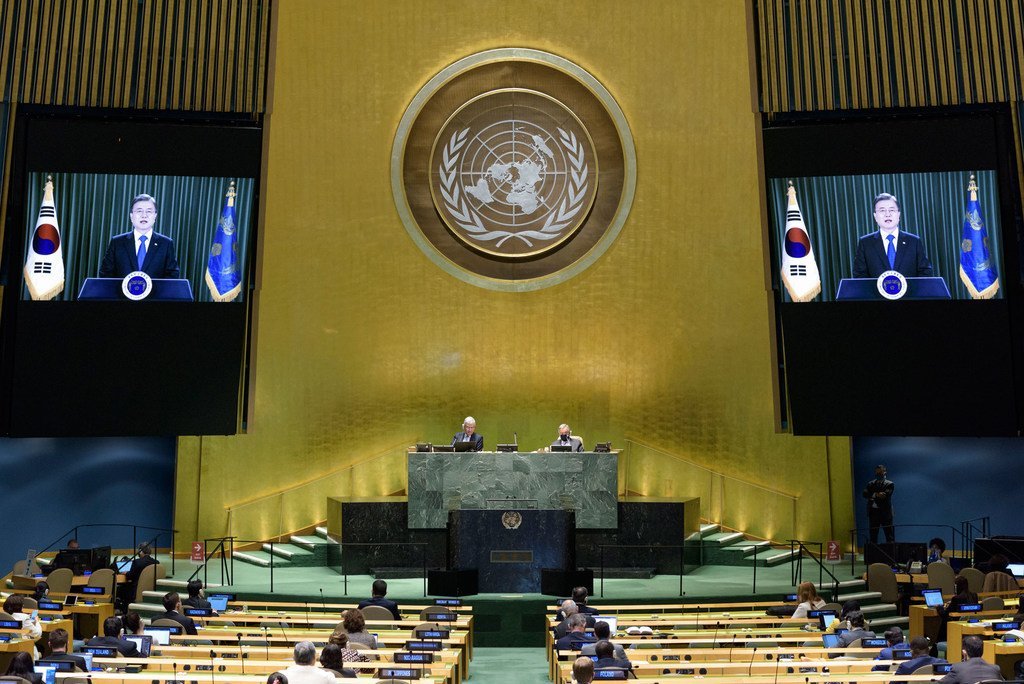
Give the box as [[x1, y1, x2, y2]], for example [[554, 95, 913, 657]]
[[175, 0, 853, 550]]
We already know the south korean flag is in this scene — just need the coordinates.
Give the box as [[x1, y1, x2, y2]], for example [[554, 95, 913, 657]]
[[780, 181, 821, 302], [24, 176, 65, 301]]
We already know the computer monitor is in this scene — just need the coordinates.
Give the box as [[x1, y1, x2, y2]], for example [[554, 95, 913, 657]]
[[594, 616, 618, 635], [77, 653, 94, 671], [63, 595, 78, 606], [1008, 563, 1024, 577], [115, 559, 133, 573], [124, 635, 153, 657], [551, 444, 572, 452], [922, 589, 944, 607], [90, 546, 111, 571], [817, 611, 837, 630], [33, 666, 56, 684], [452, 440, 474, 452], [207, 594, 229, 612], [821, 633, 840, 648], [144, 627, 173, 645]]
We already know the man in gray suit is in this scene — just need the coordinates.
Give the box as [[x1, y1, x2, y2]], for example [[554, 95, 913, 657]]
[[939, 636, 1003, 683], [551, 424, 584, 452]]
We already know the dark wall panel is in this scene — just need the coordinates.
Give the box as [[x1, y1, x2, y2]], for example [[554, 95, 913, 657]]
[[0, 435, 175, 573]]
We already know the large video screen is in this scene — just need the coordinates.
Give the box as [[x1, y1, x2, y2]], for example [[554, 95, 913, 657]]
[[0, 108, 262, 437], [768, 170, 1003, 303], [763, 107, 1023, 437], [22, 172, 254, 302]]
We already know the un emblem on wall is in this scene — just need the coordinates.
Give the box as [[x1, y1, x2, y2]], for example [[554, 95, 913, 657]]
[[431, 90, 598, 258], [393, 49, 635, 291]]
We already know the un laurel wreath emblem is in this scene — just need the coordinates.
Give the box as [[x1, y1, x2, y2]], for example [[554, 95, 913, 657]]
[[431, 89, 597, 258], [392, 49, 636, 291], [502, 511, 523, 530]]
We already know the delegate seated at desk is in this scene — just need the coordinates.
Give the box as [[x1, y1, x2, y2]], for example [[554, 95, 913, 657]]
[[551, 424, 584, 452], [852, 193, 933, 278], [451, 416, 483, 451]]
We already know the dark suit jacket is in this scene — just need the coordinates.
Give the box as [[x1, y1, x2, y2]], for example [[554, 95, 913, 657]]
[[152, 610, 198, 635], [126, 555, 159, 584], [894, 655, 945, 677], [553, 614, 597, 640], [86, 635, 142, 658], [43, 653, 88, 671], [595, 656, 632, 670], [451, 432, 484, 451], [853, 231, 933, 278], [99, 231, 181, 279], [555, 632, 596, 651], [182, 596, 213, 611], [938, 656, 1003, 683], [357, 596, 400, 620]]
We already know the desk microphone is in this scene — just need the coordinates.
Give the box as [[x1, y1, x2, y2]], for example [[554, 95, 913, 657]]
[[209, 649, 216, 684], [235, 634, 246, 674], [513, 432, 518, 449], [319, 588, 326, 612], [747, 646, 758, 676], [279, 622, 290, 648], [172, 661, 179, 683]]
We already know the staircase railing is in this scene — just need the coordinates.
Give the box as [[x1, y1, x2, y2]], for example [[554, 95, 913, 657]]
[[33, 523, 178, 575], [788, 540, 841, 602], [622, 438, 798, 541], [848, 523, 971, 574]]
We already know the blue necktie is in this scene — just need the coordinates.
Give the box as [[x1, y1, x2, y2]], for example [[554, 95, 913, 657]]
[[137, 233, 147, 268], [886, 234, 895, 269]]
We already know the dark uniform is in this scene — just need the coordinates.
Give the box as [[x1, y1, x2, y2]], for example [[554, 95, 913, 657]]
[[863, 475, 895, 543]]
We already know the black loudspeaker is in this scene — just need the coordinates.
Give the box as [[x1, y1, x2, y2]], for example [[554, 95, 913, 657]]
[[540, 568, 594, 597], [427, 569, 478, 597]]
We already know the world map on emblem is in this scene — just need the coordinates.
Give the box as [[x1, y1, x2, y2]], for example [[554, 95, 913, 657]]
[[430, 89, 599, 258]]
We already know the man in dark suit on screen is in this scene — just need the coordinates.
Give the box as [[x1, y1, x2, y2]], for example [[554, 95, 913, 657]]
[[853, 193, 933, 278], [99, 194, 181, 279], [451, 416, 483, 451]]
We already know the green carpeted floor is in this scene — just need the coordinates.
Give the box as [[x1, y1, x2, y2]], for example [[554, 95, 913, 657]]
[[471, 647, 549, 683]]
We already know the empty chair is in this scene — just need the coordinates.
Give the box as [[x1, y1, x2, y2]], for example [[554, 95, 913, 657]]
[[418, 606, 453, 620], [132, 563, 158, 604], [981, 596, 1005, 611], [927, 561, 956, 595], [155, 564, 167, 580], [982, 570, 1019, 594], [19, 598, 37, 610], [360, 605, 395, 621], [867, 563, 900, 604], [46, 567, 73, 594], [960, 567, 985, 594], [87, 568, 114, 595]]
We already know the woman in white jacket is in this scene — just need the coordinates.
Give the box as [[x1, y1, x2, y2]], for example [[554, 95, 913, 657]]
[[791, 581, 827, 619]]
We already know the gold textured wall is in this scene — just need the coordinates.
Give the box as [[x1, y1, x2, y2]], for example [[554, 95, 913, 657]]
[[174, 0, 854, 548]]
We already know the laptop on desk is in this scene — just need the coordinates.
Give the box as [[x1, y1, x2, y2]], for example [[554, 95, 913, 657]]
[[452, 440, 474, 452], [922, 589, 944, 608]]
